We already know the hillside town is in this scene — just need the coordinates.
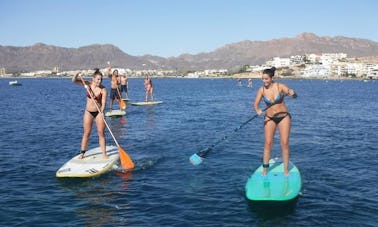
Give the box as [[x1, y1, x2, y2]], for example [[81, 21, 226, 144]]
[[1, 52, 378, 79]]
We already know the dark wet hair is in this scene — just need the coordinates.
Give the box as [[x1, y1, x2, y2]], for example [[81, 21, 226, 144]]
[[93, 68, 103, 77], [112, 69, 119, 76], [263, 67, 276, 78]]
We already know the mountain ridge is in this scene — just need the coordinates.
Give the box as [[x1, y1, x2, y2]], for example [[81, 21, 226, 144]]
[[1, 32, 378, 72]]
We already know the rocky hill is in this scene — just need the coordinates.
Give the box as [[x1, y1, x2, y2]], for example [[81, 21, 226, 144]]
[[1, 32, 378, 72]]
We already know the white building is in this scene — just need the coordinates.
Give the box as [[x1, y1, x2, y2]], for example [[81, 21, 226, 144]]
[[320, 53, 347, 65], [301, 65, 330, 78], [306, 54, 320, 63], [266, 57, 291, 68], [290, 55, 305, 65], [367, 70, 378, 79]]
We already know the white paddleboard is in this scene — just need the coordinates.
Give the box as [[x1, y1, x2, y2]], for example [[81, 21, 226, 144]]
[[56, 146, 119, 178], [105, 109, 126, 117], [122, 98, 131, 102], [131, 101, 163, 106]]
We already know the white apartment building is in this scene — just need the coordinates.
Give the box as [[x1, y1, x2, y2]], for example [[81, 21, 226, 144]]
[[266, 57, 291, 68], [320, 53, 347, 65], [301, 65, 330, 78], [367, 70, 378, 79], [290, 55, 305, 65]]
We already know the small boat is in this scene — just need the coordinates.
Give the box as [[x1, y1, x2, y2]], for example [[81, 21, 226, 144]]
[[9, 80, 22, 86]]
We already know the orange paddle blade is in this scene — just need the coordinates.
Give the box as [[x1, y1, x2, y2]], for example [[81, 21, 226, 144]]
[[118, 146, 134, 170], [120, 99, 126, 110]]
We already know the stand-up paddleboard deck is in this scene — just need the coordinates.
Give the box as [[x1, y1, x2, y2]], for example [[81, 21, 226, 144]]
[[105, 109, 126, 117], [122, 98, 131, 102], [56, 146, 119, 178], [131, 101, 163, 106], [245, 158, 302, 201]]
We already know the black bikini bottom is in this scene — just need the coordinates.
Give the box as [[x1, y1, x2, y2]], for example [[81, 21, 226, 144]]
[[87, 110, 99, 118], [264, 112, 291, 125]]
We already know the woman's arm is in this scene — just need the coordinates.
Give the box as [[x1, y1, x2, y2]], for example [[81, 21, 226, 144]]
[[100, 88, 107, 113], [72, 71, 89, 86], [281, 83, 297, 98]]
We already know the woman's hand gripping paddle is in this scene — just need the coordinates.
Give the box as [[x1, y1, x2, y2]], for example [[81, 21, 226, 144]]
[[189, 105, 272, 166], [79, 74, 134, 170]]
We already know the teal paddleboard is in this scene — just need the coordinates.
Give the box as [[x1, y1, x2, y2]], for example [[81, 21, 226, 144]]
[[245, 158, 302, 201]]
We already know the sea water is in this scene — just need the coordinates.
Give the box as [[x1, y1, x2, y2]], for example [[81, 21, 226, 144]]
[[0, 78, 377, 226]]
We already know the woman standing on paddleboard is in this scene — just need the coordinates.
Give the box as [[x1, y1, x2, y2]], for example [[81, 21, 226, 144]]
[[253, 67, 297, 176], [72, 69, 108, 159], [144, 74, 154, 102]]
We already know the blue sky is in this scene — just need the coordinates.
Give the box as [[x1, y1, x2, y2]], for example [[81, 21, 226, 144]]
[[1, 0, 377, 57]]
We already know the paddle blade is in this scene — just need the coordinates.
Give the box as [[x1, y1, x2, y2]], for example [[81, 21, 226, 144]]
[[190, 147, 211, 165], [118, 147, 134, 170], [189, 153, 204, 165], [119, 99, 126, 110]]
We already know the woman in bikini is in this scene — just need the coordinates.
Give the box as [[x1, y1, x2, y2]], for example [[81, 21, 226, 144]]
[[253, 67, 297, 176], [72, 69, 108, 159], [144, 74, 154, 102]]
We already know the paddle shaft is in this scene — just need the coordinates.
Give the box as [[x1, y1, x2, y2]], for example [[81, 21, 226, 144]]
[[79, 75, 121, 147], [116, 86, 126, 109], [197, 104, 273, 157]]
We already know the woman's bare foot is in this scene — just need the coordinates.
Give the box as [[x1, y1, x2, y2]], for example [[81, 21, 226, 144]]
[[78, 150, 86, 159], [261, 163, 269, 176], [262, 168, 268, 176]]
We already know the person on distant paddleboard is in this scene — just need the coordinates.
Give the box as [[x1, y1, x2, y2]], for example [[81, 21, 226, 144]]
[[108, 69, 121, 110], [253, 67, 297, 176], [120, 73, 129, 99], [247, 78, 253, 88], [72, 69, 108, 159], [144, 74, 154, 102]]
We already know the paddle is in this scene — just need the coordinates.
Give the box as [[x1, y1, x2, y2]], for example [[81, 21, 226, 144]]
[[79, 74, 134, 170], [189, 105, 273, 166], [116, 86, 126, 110]]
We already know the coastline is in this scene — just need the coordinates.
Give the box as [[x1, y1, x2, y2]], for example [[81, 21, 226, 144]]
[[1, 75, 375, 80]]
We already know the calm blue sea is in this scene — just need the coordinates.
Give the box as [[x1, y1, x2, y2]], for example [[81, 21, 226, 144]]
[[0, 78, 377, 226]]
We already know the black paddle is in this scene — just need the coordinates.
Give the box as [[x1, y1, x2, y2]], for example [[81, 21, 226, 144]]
[[189, 105, 273, 165]]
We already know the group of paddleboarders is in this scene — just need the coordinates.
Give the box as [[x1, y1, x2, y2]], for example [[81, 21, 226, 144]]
[[107, 64, 154, 104], [71, 66, 297, 177], [71, 67, 154, 159]]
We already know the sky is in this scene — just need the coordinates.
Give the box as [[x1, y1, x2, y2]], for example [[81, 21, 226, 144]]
[[1, 0, 378, 57]]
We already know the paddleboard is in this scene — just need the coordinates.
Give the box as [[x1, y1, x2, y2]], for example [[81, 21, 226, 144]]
[[56, 146, 119, 178], [122, 98, 131, 102], [245, 158, 301, 201], [105, 109, 126, 117], [131, 101, 163, 106]]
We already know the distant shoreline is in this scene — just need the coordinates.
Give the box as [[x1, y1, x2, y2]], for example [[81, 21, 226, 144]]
[[1, 75, 375, 81]]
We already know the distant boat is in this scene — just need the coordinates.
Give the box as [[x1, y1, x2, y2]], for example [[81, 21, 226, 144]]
[[9, 80, 22, 86]]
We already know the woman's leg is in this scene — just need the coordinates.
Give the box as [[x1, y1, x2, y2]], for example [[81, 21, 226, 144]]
[[150, 87, 154, 101], [80, 111, 93, 158], [109, 98, 114, 110], [278, 115, 291, 176], [95, 114, 108, 158], [262, 119, 276, 175]]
